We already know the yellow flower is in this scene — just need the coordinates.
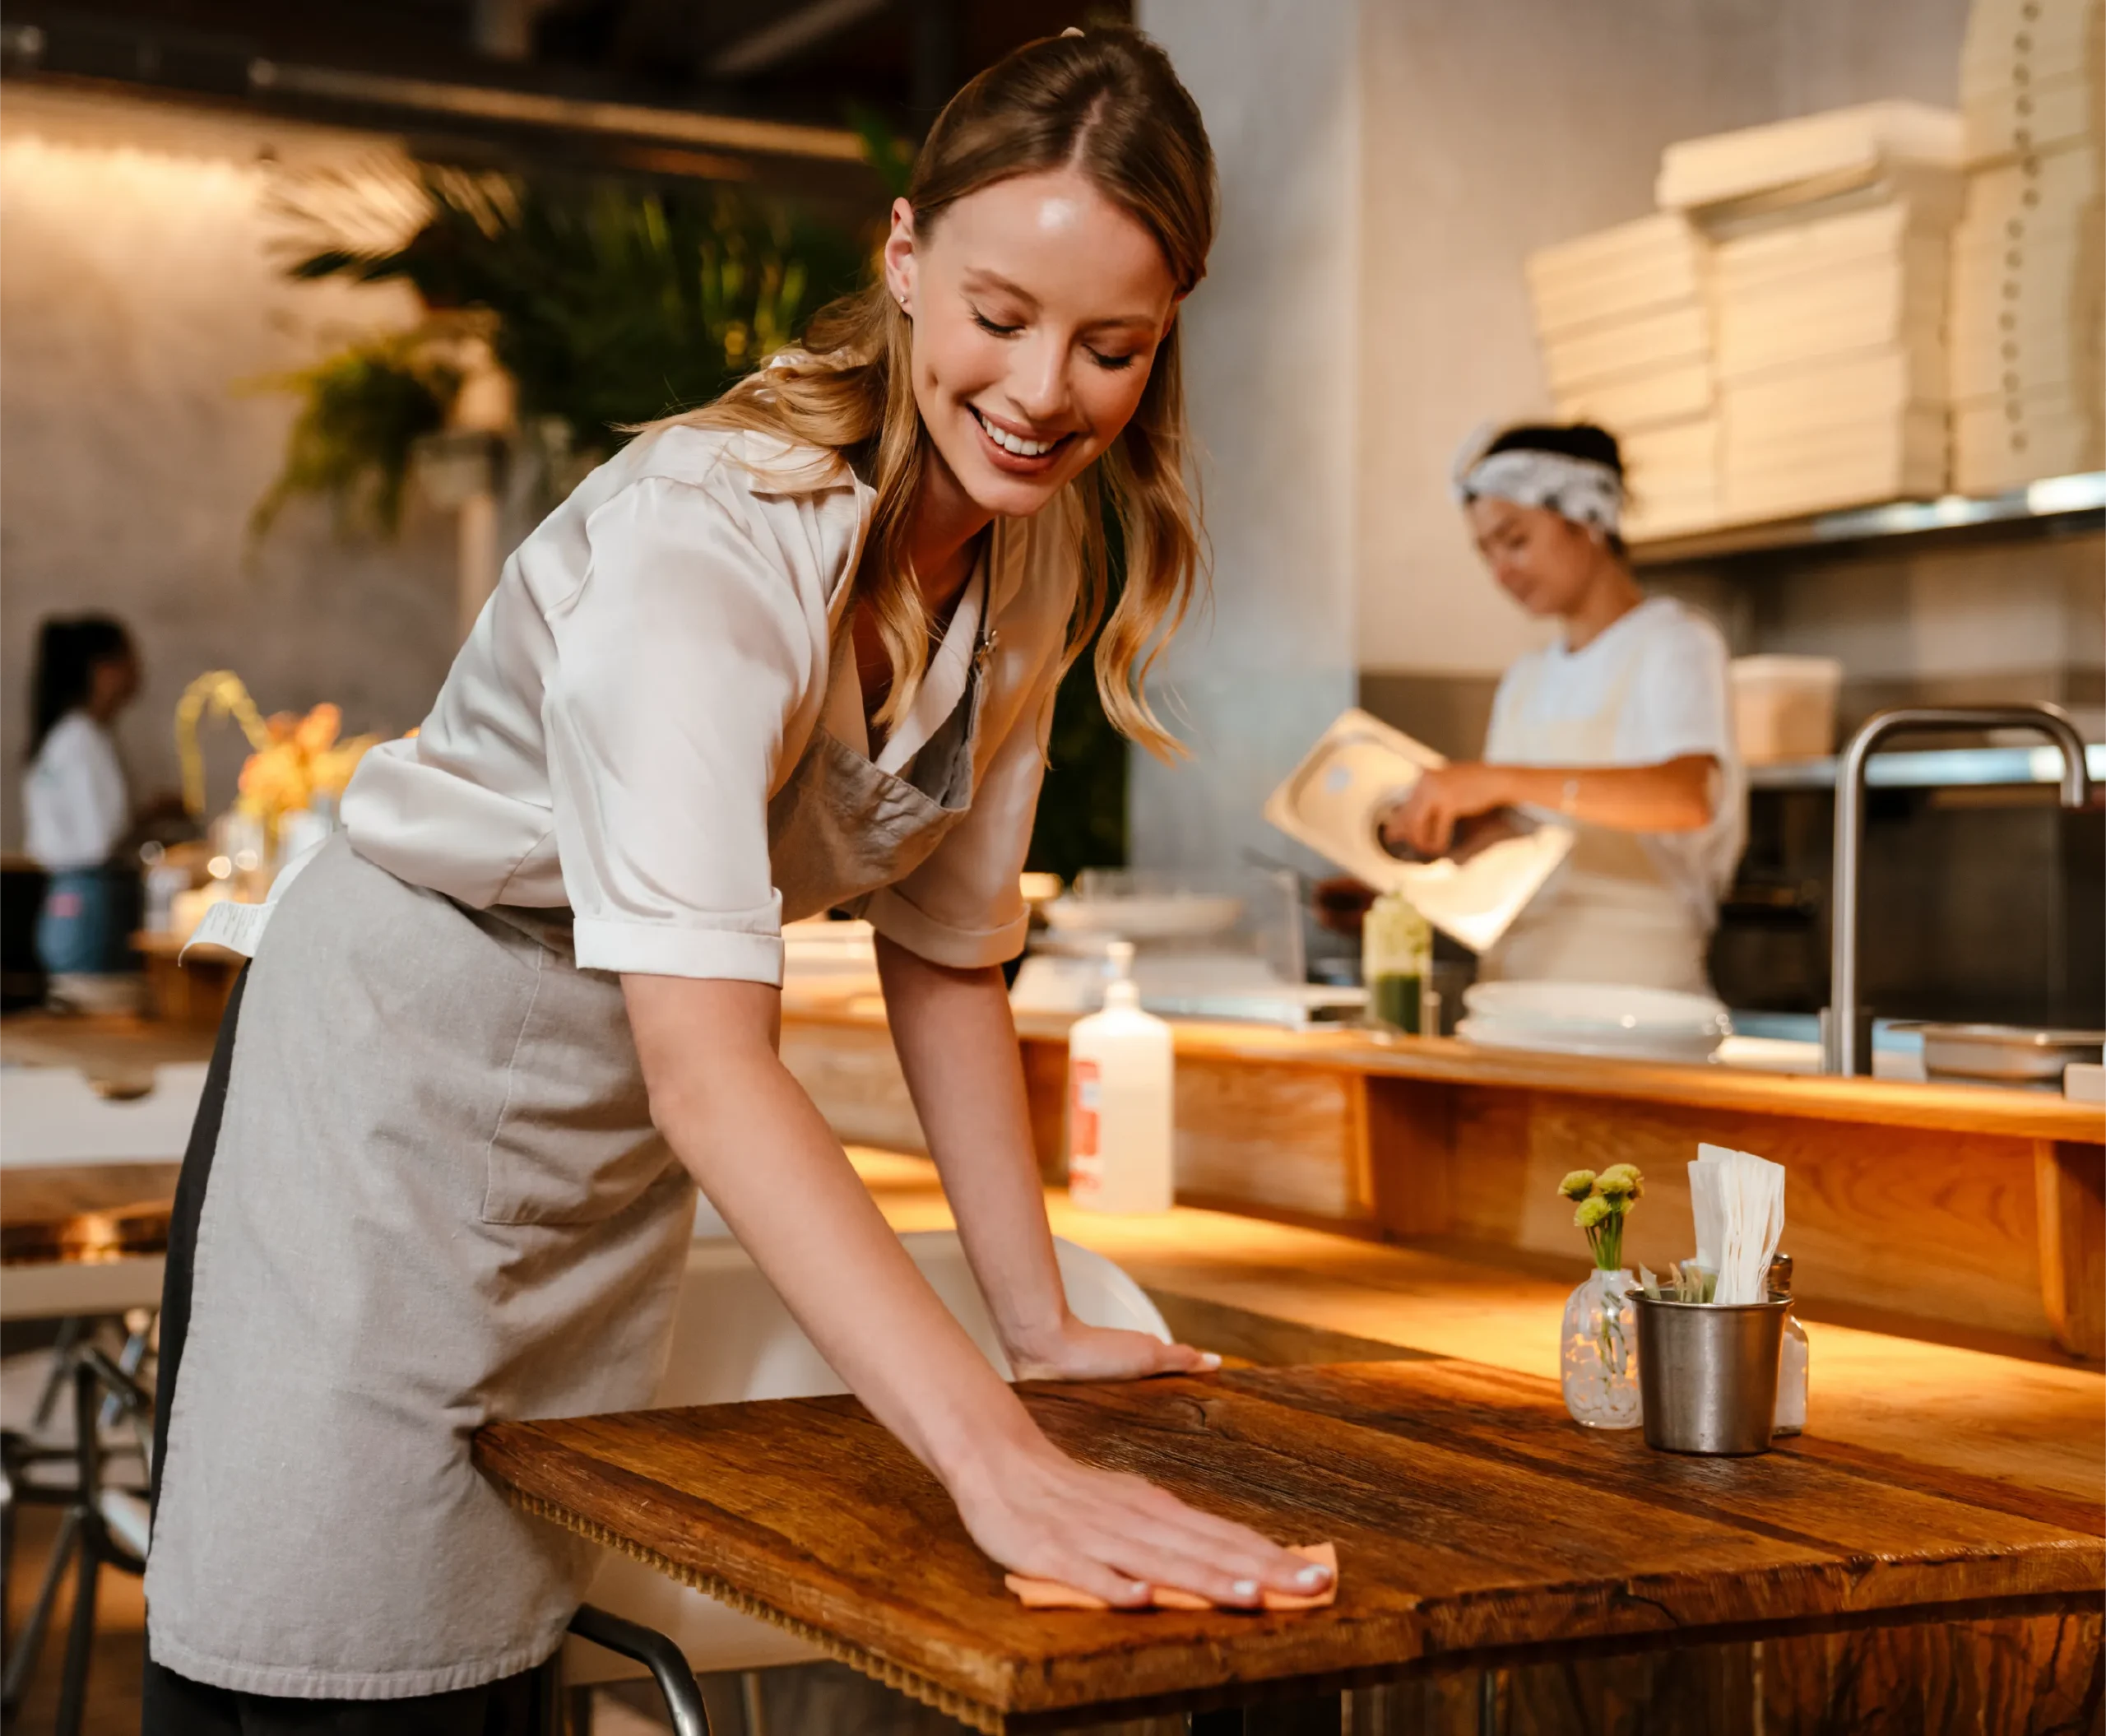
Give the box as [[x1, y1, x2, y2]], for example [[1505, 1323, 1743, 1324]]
[[308, 735, 380, 799], [1557, 1169, 1596, 1201], [292, 703, 342, 757], [1574, 1196, 1611, 1230], [237, 742, 310, 816], [1598, 1163, 1644, 1198]]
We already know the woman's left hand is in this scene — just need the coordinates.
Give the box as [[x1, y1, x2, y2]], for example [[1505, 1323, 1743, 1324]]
[[1382, 762, 1515, 859], [1006, 1318, 1222, 1383]]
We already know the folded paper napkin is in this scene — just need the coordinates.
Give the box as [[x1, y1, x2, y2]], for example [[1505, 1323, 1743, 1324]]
[[1693, 1142, 1786, 1305], [1006, 1543, 1338, 1613]]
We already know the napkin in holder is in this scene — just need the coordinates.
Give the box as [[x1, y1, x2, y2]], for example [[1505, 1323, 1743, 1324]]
[[1264, 709, 1574, 954]]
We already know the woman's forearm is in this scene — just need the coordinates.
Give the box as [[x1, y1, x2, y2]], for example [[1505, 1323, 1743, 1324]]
[[1499, 754, 1717, 833], [876, 936, 1069, 1361], [622, 973, 1037, 1486]]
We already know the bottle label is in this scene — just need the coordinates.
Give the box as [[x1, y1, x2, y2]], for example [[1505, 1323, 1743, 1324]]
[[1069, 1059, 1102, 1195]]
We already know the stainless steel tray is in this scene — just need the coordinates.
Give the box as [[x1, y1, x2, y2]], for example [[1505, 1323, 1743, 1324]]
[[1264, 709, 1574, 954], [1895, 1022, 2106, 1084]]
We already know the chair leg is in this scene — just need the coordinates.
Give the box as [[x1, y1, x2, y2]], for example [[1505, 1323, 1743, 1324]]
[[565, 1604, 708, 1736], [0, 1430, 19, 1657], [0, 1504, 81, 1714], [567, 1684, 596, 1736], [738, 1671, 766, 1736], [99, 1315, 153, 1435], [53, 1522, 101, 1736], [30, 1318, 87, 1432]]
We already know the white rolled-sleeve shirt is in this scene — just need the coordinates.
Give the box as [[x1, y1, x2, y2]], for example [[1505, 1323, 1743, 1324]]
[[343, 425, 1077, 985]]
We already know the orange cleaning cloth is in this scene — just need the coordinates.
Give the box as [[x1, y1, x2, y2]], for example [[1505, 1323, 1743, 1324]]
[[1006, 1542, 1338, 1612]]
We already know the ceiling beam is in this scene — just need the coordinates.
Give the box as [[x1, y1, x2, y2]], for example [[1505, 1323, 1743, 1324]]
[[707, 0, 888, 79]]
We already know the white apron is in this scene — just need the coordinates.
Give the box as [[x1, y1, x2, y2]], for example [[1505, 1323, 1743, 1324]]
[[1476, 649, 1714, 996], [146, 583, 994, 1699]]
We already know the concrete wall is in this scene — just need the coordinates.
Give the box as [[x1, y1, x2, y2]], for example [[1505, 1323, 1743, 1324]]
[[0, 86, 459, 851], [1126, 0, 1363, 875]]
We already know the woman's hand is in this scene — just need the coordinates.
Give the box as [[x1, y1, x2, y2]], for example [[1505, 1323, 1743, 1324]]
[[948, 1430, 1334, 1610], [1381, 762, 1515, 859], [1004, 1317, 1221, 1383]]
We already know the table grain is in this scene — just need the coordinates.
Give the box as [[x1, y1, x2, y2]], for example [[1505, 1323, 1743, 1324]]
[[475, 1358, 2104, 1731]]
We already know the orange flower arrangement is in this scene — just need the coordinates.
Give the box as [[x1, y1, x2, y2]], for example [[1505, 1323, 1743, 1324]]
[[237, 703, 379, 832]]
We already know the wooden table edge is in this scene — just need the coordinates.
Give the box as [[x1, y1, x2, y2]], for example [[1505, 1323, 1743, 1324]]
[[500, 1486, 1009, 1735]]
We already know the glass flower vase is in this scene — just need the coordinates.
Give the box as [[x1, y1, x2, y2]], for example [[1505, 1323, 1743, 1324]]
[[1561, 1267, 1641, 1429]]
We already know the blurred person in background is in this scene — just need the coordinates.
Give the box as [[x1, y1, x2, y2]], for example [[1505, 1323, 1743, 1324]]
[[22, 611, 145, 1004], [1382, 424, 1745, 995]]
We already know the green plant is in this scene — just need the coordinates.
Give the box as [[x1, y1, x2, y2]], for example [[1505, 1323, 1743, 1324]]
[[245, 332, 458, 539], [254, 163, 867, 529], [1558, 1164, 1644, 1271]]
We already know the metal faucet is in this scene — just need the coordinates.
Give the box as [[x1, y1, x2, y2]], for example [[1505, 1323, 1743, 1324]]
[[1824, 703, 2094, 1076]]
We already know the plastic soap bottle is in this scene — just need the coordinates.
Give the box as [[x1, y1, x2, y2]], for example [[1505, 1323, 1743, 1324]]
[[1066, 940, 1174, 1214], [1769, 1251, 1810, 1437]]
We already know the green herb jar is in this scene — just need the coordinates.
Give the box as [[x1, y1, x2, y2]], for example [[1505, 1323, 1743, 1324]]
[[1362, 891, 1431, 1035]]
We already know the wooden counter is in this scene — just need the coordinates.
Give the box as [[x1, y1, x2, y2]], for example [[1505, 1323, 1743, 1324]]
[[786, 999, 2106, 1361]]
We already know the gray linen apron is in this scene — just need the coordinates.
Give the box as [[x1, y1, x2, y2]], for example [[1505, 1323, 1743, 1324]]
[[146, 580, 994, 1699]]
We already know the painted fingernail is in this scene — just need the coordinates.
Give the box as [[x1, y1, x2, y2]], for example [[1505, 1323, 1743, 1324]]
[[1197, 1352, 1222, 1370], [1232, 1578, 1259, 1599], [1295, 1564, 1331, 1586]]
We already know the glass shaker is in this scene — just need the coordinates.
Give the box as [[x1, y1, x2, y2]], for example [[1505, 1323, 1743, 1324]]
[[1362, 891, 1431, 1035], [1769, 1251, 1809, 1437]]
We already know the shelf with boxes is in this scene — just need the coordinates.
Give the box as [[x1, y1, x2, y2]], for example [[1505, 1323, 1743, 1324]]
[[1524, 0, 2104, 545], [1628, 466, 2104, 564]]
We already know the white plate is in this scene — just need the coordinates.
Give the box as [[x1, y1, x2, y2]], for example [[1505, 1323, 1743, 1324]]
[[1463, 979, 1733, 1041], [1041, 894, 1246, 941], [1458, 1015, 1726, 1065]]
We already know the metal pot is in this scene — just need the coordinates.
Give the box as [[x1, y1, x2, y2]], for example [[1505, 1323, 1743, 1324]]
[[1633, 1295, 1792, 1455], [1900, 1023, 2105, 1088]]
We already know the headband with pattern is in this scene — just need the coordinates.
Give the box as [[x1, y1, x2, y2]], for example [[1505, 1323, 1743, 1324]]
[[1450, 434, 1624, 534]]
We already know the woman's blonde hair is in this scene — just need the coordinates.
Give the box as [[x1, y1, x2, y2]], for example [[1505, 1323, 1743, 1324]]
[[665, 26, 1216, 758]]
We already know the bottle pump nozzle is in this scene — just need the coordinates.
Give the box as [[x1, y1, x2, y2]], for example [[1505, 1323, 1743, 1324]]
[[1104, 939, 1139, 1009]]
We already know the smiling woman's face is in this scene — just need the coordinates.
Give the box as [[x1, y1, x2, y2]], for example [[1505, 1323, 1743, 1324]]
[[884, 167, 1180, 521]]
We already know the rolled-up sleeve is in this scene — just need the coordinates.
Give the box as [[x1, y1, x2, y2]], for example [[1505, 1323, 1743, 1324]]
[[545, 473, 825, 983], [863, 621, 1065, 970]]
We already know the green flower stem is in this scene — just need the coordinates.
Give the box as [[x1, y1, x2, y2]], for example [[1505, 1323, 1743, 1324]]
[[1587, 1218, 1626, 1272]]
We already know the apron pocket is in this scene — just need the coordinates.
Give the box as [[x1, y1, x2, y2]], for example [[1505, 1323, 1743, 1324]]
[[480, 941, 678, 1226]]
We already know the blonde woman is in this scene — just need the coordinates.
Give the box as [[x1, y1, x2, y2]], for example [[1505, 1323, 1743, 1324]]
[[142, 28, 1328, 1734]]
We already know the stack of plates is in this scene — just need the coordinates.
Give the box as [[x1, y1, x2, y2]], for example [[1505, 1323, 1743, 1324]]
[[1458, 981, 1733, 1065], [1524, 213, 1720, 540], [1950, 0, 2104, 492]]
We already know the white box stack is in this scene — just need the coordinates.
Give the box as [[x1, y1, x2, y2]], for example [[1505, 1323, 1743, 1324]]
[[1951, 0, 2104, 493], [1524, 214, 1719, 538], [1659, 103, 1965, 524]]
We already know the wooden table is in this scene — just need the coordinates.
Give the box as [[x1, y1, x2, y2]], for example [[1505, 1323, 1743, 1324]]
[[0, 1161, 179, 1318], [475, 1358, 2104, 1733]]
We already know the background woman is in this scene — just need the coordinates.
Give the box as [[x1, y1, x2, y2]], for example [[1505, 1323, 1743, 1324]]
[[143, 29, 1328, 1734], [22, 612, 143, 1000], [1385, 424, 1745, 996]]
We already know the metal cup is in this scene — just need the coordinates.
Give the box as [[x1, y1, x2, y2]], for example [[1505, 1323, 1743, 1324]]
[[1632, 1295, 1793, 1455]]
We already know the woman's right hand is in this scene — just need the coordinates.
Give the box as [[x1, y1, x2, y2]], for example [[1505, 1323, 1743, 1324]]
[[945, 1429, 1333, 1609]]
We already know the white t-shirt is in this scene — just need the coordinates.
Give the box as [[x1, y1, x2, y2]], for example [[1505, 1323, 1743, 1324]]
[[24, 710, 129, 873], [1484, 596, 1746, 926], [341, 424, 1078, 985]]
